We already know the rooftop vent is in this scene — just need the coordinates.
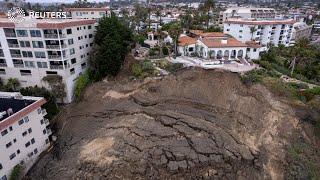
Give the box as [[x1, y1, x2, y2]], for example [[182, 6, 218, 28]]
[[7, 108, 13, 116], [221, 39, 228, 44]]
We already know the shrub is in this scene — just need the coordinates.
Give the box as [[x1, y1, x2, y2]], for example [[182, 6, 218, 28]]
[[241, 69, 266, 85], [288, 82, 309, 90], [10, 164, 22, 180], [131, 63, 143, 77], [162, 46, 169, 56], [164, 63, 183, 73], [131, 60, 157, 78], [263, 77, 297, 98], [306, 87, 320, 96], [259, 60, 272, 70], [74, 71, 91, 100]]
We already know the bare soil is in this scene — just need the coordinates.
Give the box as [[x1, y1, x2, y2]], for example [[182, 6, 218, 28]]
[[27, 68, 319, 180]]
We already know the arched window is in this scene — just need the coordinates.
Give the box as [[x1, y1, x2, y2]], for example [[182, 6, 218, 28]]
[[224, 50, 229, 59], [217, 50, 222, 59], [237, 50, 244, 59], [231, 50, 236, 59], [209, 50, 215, 59]]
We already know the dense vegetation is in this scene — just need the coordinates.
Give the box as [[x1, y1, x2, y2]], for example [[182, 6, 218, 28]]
[[88, 14, 133, 81], [257, 39, 320, 84]]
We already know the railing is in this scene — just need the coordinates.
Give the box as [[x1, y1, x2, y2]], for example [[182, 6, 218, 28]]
[[0, 63, 7, 67], [48, 55, 62, 59], [46, 44, 67, 49], [5, 33, 16, 37], [50, 65, 64, 69], [11, 54, 22, 58], [21, 72, 32, 76], [13, 63, 24, 68], [44, 34, 66, 39], [8, 44, 19, 48]]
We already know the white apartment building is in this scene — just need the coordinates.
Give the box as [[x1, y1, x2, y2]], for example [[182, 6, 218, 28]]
[[291, 22, 312, 44], [65, 8, 108, 22], [223, 7, 276, 22], [0, 92, 51, 180], [224, 18, 295, 50], [0, 18, 96, 103]]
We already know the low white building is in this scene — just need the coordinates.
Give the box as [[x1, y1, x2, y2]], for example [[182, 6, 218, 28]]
[[0, 92, 51, 180], [223, 7, 276, 22], [0, 18, 96, 103], [178, 31, 261, 61], [65, 7, 108, 21], [224, 18, 295, 49]]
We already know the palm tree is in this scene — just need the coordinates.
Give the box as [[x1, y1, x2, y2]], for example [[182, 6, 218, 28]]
[[7, 78, 20, 91], [250, 26, 257, 41], [203, 0, 215, 30], [167, 23, 182, 57], [181, 9, 193, 32]]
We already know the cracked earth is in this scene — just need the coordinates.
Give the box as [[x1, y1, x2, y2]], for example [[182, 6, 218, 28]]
[[29, 69, 302, 179]]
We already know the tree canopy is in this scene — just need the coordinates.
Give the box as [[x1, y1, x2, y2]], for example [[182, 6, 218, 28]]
[[89, 14, 132, 81]]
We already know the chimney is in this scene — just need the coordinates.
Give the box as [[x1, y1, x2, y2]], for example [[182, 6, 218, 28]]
[[221, 39, 228, 44], [7, 108, 13, 116]]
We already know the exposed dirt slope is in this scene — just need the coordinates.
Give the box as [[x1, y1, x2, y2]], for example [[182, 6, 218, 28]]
[[29, 68, 310, 179]]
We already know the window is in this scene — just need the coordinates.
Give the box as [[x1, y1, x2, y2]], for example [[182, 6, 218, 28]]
[[19, 41, 31, 47], [81, 63, 87, 69], [32, 41, 44, 48], [89, 34, 93, 38], [0, 163, 2, 170], [22, 51, 33, 58], [43, 129, 46, 134], [70, 68, 75, 75], [46, 71, 57, 75], [24, 116, 29, 122], [69, 48, 75, 55], [1, 129, 8, 136], [1, 175, 7, 180], [13, 139, 16, 143], [28, 128, 32, 133], [25, 141, 30, 147], [37, 108, 41, 114], [37, 62, 48, 68], [71, 58, 76, 64], [17, 149, 20, 154], [9, 153, 16, 160], [67, 29, 72, 34], [40, 119, 44, 124], [9, 126, 13, 131], [24, 61, 35, 68], [16, 30, 28, 37], [31, 138, 35, 144], [88, 25, 92, 29], [18, 119, 24, 125], [34, 51, 46, 58], [6, 142, 12, 148], [45, 139, 50, 144], [253, 48, 257, 52], [20, 70, 32, 76], [34, 148, 38, 154], [22, 131, 27, 136], [0, 69, 5, 75], [30, 30, 41, 37], [68, 38, 74, 45]]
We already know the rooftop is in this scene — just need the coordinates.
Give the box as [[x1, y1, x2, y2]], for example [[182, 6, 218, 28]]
[[178, 35, 197, 46], [0, 92, 46, 131], [200, 38, 247, 48], [0, 17, 96, 28]]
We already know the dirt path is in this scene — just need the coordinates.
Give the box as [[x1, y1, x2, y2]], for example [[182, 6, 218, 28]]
[[28, 68, 317, 179]]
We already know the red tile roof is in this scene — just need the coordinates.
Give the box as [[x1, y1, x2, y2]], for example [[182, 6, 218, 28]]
[[178, 36, 197, 46], [0, 98, 46, 132], [201, 38, 247, 48], [36, 19, 96, 29], [245, 41, 262, 48]]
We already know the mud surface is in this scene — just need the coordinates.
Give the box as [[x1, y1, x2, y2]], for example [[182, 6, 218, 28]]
[[29, 69, 312, 179]]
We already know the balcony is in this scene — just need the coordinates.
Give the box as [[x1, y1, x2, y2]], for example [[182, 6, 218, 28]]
[[50, 64, 64, 69], [8, 44, 19, 48], [42, 109, 47, 116], [0, 53, 4, 57], [44, 34, 66, 39], [48, 55, 62, 60], [5, 33, 16, 37], [13, 63, 24, 68], [0, 63, 7, 67], [46, 44, 67, 49], [11, 54, 22, 58], [46, 128, 52, 135], [44, 118, 50, 125]]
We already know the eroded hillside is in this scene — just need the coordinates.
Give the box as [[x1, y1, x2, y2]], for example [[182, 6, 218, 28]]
[[28, 68, 319, 179]]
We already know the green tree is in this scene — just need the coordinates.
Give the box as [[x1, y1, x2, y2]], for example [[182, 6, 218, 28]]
[[250, 26, 257, 40], [42, 75, 66, 103], [203, 0, 215, 29], [6, 78, 20, 91], [89, 14, 132, 81]]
